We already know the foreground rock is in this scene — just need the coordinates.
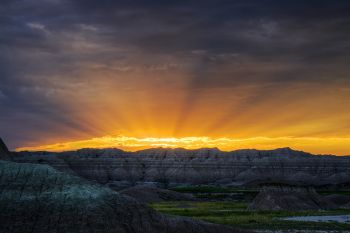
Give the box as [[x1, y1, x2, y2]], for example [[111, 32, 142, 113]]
[[0, 138, 11, 160], [0, 159, 247, 233], [120, 185, 194, 203], [248, 184, 335, 211], [15, 147, 350, 188]]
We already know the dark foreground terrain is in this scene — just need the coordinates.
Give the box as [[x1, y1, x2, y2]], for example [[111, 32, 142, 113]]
[[0, 160, 248, 233], [2, 137, 350, 232], [0, 138, 247, 233]]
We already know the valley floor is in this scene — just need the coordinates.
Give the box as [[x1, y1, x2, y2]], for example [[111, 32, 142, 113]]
[[150, 186, 350, 232], [151, 201, 350, 231]]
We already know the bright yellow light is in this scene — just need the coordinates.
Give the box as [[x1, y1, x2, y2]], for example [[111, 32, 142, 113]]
[[16, 135, 350, 155]]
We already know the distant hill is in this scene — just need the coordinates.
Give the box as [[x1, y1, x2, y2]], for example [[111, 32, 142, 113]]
[[18, 146, 320, 158]]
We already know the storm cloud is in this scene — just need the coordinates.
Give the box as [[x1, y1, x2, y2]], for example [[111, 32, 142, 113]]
[[0, 0, 350, 151]]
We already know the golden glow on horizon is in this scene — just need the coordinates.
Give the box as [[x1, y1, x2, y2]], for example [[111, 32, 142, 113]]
[[11, 58, 350, 156], [16, 135, 350, 155]]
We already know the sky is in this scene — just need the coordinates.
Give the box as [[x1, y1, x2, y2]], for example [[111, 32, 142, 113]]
[[0, 0, 350, 155]]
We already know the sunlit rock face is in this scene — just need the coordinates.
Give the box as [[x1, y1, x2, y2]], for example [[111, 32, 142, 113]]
[[0, 160, 242, 233], [15, 147, 350, 189]]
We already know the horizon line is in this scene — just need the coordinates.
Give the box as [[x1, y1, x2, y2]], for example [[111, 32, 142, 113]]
[[14, 135, 350, 156]]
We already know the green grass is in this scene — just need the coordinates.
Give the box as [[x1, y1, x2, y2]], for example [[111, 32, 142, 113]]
[[172, 185, 350, 201], [165, 185, 350, 230], [318, 190, 350, 196], [150, 201, 350, 231]]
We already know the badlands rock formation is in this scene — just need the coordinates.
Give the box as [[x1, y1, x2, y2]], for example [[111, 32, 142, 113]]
[[0, 150, 244, 233], [15, 147, 350, 188], [120, 185, 194, 203], [248, 184, 334, 211], [322, 194, 350, 208]]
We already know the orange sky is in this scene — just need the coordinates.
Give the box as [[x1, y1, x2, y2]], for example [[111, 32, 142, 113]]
[[15, 65, 350, 155]]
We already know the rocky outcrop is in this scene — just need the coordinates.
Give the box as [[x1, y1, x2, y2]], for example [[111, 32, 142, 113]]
[[248, 184, 335, 211], [322, 194, 350, 208], [0, 159, 246, 233], [15, 147, 350, 188], [120, 185, 195, 203], [0, 138, 11, 160]]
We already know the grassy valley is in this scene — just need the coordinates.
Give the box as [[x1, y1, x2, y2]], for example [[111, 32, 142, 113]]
[[151, 186, 350, 231]]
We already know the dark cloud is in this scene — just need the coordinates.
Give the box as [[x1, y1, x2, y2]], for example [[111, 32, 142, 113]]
[[1, 0, 350, 148]]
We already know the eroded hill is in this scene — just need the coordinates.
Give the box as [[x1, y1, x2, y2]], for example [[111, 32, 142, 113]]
[[15, 147, 350, 188]]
